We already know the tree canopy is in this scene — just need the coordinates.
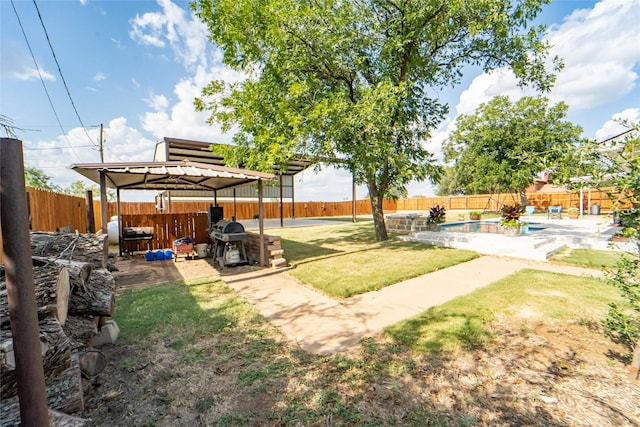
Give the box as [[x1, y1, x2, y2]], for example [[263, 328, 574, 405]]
[[24, 166, 62, 192], [193, 0, 561, 240], [443, 95, 583, 205], [64, 180, 116, 201]]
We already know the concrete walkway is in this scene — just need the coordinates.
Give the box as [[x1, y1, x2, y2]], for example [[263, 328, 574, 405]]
[[220, 256, 603, 355]]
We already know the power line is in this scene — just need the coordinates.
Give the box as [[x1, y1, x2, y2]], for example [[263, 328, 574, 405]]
[[32, 0, 97, 147], [10, 0, 81, 161], [24, 145, 95, 151]]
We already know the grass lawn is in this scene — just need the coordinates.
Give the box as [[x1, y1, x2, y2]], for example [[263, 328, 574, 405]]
[[385, 268, 625, 352], [100, 266, 634, 426], [550, 248, 633, 269], [268, 221, 478, 297]]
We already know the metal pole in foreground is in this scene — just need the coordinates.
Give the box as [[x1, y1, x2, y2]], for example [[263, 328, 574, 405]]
[[0, 138, 50, 426]]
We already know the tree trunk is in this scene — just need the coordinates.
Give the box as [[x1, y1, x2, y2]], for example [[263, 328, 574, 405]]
[[519, 189, 528, 208], [31, 232, 108, 269], [368, 182, 388, 241]]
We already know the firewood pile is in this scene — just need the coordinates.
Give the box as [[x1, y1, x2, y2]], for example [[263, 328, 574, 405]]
[[245, 233, 287, 269], [0, 232, 116, 426]]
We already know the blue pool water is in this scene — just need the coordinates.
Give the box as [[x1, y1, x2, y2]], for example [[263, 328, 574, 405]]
[[441, 221, 544, 235]]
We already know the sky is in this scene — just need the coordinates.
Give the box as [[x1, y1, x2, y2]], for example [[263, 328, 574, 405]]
[[1, 0, 639, 202]]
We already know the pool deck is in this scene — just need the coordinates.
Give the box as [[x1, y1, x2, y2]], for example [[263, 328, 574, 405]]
[[406, 215, 633, 261]]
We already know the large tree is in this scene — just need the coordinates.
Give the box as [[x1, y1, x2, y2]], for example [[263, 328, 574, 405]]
[[193, 0, 561, 240], [443, 96, 583, 206]]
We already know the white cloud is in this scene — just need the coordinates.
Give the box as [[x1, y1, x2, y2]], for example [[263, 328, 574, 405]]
[[131, 77, 140, 88], [547, 0, 640, 110], [93, 71, 107, 82], [129, 0, 209, 69], [13, 66, 55, 81], [140, 65, 243, 141], [144, 93, 170, 111], [23, 117, 156, 189], [79, 0, 87, 5], [453, 0, 640, 117], [594, 108, 640, 140]]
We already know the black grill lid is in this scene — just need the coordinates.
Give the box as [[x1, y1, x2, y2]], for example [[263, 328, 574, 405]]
[[216, 220, 245, 234]]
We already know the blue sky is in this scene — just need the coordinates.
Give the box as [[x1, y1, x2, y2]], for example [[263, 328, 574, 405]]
[[1, 0, 639, 202]]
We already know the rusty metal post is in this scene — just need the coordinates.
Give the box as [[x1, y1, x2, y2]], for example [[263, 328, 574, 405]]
[[0, 138, 50, 426], [85, 190, 95, 233]]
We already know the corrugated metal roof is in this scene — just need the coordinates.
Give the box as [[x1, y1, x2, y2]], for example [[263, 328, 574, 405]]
[[69, 161, 274, 191]]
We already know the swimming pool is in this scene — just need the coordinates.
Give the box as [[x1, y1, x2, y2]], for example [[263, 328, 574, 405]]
[[441, 221, 544, 235]]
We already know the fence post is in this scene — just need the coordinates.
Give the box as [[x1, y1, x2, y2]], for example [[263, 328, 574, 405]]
[[0, 138, 50, 426], [86, 190, 96, 233]]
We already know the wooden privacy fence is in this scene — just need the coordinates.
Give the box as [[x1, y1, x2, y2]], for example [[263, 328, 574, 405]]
[[116, 198, 397, 219], [120, 213, 210, 252], [396, 189, 616, 212]]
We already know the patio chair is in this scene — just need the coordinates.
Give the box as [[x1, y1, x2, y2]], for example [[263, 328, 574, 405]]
[[525, 206, 535, 218], [547, 205, 562, 219]]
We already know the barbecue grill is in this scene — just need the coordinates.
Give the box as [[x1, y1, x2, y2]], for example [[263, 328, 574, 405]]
[[210, 220, 249, 268], [121, 226, 154, 253]]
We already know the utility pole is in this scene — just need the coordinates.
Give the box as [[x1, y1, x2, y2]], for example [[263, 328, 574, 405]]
[[99, 123, 104, 163]]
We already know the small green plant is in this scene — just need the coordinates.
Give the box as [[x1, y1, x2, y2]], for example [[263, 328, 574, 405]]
[[469, 211, 481, 216], [603, 255, 640, 358]]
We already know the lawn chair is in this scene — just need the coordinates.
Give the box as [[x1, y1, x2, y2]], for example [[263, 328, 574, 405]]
[[525, 206, 535, 218], [547, 205, 562, 219]]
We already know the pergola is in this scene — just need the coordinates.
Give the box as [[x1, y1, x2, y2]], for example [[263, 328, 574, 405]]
[[69, 160, 274, 266]]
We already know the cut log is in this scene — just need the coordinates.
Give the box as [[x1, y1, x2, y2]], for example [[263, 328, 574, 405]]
[[31, 231, 108, 269], [68, 268, 116, 317], [33, 256, 92, 295], [1, 316, 73, 399], [0, 353, 84, 427], [0, 261, 70, 328], [62, 315, 98, 348]]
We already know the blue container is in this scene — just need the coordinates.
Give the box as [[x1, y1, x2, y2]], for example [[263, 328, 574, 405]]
[[145, 250, 155, 262], [155, 249, 165, 261], [164, 249, 173, 260]]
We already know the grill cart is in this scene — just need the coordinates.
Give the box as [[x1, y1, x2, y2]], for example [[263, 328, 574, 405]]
[[210, 220, 249, 268]]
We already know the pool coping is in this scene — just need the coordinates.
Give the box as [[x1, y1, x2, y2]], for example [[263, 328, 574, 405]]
[[405, 217, 632, 261]]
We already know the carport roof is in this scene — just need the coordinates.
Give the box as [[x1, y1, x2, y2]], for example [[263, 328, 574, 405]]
[[69, 161, 274, 191]]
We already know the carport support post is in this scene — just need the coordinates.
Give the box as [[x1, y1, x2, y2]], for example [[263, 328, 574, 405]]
[[116, 188, 123, 257], [100, 169, 108, 233], [258, 179, 266, 267], [0, 138, 50, 426]]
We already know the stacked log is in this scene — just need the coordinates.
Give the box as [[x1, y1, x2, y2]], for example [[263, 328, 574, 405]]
[[245, 232, 287, 269], [0, 231, 116, 426]]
